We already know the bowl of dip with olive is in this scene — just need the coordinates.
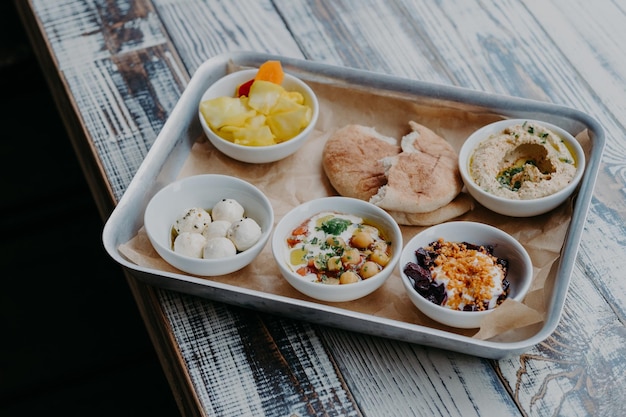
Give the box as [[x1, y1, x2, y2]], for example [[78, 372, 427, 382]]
[[459, 119, 585, 217]]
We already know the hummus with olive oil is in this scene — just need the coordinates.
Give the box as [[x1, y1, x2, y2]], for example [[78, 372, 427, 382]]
[[470, 121, 577, 200]]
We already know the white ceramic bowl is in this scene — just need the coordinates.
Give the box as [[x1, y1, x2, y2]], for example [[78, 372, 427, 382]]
[[198, 68, 319, 164], [272, 197, 403, 302], [459, 118, 585, 217], [144, 174, 274, 276], [399, 221, 533, 329]]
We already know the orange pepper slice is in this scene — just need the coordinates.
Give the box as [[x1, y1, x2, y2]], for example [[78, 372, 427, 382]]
[[254, 60, 284, 85]]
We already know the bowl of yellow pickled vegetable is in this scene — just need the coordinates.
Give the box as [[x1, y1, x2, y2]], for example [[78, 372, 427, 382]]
[[198, 61, 319, 164]]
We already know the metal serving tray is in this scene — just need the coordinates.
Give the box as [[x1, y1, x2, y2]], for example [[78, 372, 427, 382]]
[[102, 51, 605, 359]]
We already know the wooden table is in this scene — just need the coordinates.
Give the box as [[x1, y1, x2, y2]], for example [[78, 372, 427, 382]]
[[16, 0, 626, 416]]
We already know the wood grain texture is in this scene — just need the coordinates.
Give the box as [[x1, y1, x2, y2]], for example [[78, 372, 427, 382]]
[[154, 0, 304, 72], [321, 328, 521, 416], [160, 292, 362, 416], [22, 0, 626, 415], [30, 0, 187, 203]]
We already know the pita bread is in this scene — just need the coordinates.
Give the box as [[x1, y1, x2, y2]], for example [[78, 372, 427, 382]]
[[387, 193, 474, 226], [369, 121, 463, 213], [322, 125, 400, 201], [322, 121, 471, 224]]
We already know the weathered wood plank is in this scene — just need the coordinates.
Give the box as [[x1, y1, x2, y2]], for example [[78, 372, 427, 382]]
[[322, 329, 521, 416], [30, 0, 187, 203], [160, 292, 362, 416], [154, 0, 304, 73], [497, 270, 626, 416]]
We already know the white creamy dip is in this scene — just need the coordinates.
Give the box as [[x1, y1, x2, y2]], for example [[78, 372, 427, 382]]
[[470, 121, 577, 200]]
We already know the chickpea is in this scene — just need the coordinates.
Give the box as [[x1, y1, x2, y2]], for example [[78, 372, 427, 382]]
[[326, 256, 343, 272], [341, 248, 361, 265], [313, 256, 326, 270], [326, 236, 346, 248], [361, 225, 379, 235], [370, 249, 390, 267], [371, 240, 388, 253], [351, 230, 374, 249], [360, 261, 380, 279], [339, 271, 360, 284]]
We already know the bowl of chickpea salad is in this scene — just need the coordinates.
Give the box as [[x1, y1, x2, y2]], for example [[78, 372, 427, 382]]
[[271, 196, 402, 302]]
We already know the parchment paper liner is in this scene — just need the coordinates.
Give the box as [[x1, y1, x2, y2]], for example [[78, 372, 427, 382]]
[[118, 76, 591, 341]]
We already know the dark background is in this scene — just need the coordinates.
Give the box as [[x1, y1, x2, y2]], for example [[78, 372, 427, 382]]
[[1, 2, 180, 415]]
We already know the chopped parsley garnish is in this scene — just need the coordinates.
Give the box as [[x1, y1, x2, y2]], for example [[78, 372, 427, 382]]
[[318, 217, 351, 235], [497, 160, 537, 191]]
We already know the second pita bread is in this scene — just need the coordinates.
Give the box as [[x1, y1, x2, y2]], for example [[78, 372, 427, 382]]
[[387, 193, 473, 226], [369, 121, 463, 213]]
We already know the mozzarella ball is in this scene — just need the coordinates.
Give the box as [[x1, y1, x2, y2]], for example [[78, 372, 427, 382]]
[[227, 217, 262, 251], [173, 232, 207, 258], [202, 220, 232, 239], [174, 207, 211, 234], [212, 198, 245, 223], [203, 237, 237, 259]]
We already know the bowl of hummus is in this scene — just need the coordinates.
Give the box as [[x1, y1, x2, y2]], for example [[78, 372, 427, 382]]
[[459, 119, 585, 217]]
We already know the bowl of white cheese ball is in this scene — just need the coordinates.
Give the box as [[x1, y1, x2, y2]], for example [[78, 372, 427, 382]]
[[143, 174, 274, 276]]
